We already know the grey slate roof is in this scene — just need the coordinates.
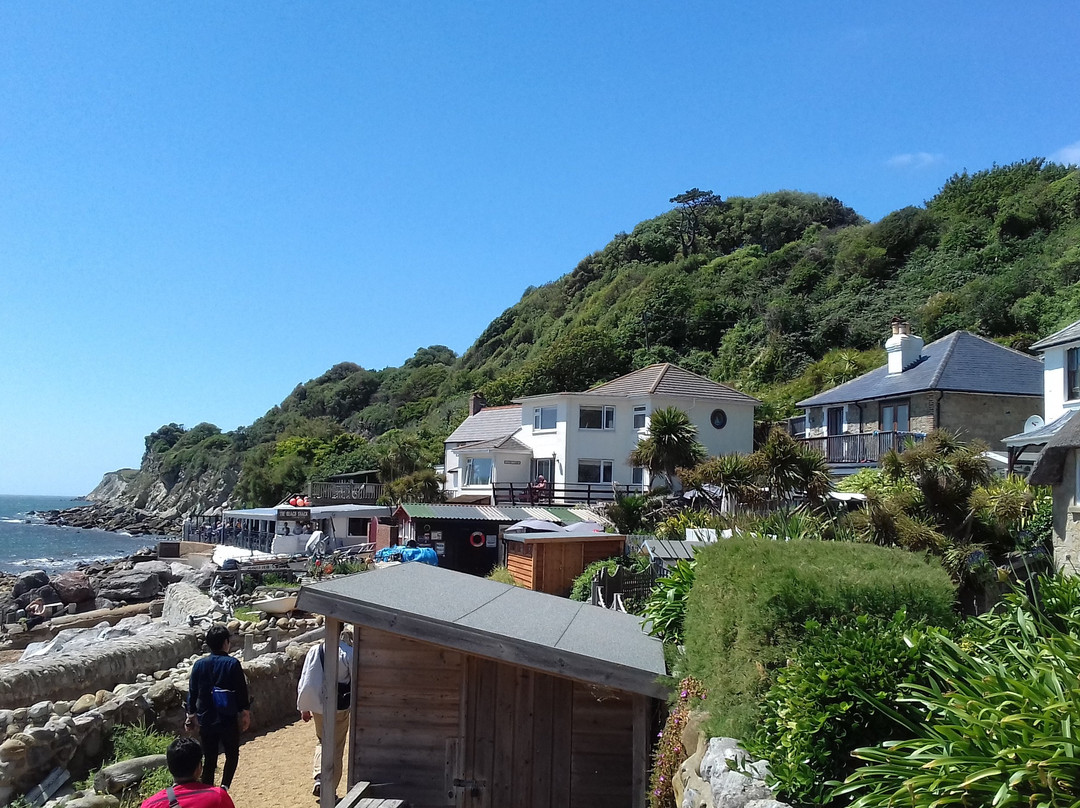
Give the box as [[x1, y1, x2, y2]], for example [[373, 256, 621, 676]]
[[1030, 319, 1080, 351], [445, 405, 522, 444], [580, 363, 761, 405], [455, 434, 531, 452], [296, 563, 668, 698], [797, 331, 1042, 408], [1028, 410, 1080, 485]]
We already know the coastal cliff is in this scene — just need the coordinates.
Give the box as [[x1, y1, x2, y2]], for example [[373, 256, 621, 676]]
[[75, 456, 239, 535]]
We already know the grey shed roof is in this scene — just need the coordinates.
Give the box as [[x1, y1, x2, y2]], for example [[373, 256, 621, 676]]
[[1028, 410, 1080, 485], [1030, 319, 1080, 351], [580, 363, 761, 405], [642, 538, 707, 563], [1002, 411, 1073, 448], [797, 331, 1042, 408], [296, 563, 669, 699], [445, 405, 522, 444]]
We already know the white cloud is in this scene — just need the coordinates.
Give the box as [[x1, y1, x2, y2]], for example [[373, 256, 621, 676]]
[[1051, 140, 1080, 165], [886, 152, 945, 169]]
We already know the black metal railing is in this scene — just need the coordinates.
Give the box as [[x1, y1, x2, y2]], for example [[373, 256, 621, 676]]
[[308, 480, 386, 504], [798, 431, 926, 464], [493, 482, 642, 507]]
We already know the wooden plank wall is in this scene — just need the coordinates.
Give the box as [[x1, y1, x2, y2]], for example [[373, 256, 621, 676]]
[[352, 627, 464, 808], [505, 544, 535, 589], [569, 683, 635, 807], [536, 539, 625, 597], [463, 658, 635, 808]]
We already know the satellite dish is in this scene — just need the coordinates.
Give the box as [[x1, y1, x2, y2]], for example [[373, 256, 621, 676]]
[[1023, 415, 1044, 433]]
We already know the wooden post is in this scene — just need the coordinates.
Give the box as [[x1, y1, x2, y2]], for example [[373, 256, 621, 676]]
[[347, 623, 360, 789], [632, 695, 649, 808], [321, 616, 342, 808]]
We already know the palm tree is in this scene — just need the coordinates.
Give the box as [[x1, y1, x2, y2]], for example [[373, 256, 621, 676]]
[[629, 406, 707, 491]]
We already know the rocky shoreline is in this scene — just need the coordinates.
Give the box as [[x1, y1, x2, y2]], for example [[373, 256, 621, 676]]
[[34, 503, 182, 538], [1, 550, 212, 632]]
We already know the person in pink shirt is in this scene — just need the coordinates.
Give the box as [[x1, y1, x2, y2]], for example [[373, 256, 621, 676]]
[[140, 738, 234, 808]]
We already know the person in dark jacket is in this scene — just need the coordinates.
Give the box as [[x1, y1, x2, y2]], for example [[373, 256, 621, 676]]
[[185, 625, 251, 790]]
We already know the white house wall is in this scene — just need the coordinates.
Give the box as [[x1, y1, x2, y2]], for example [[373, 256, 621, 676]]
[[651, 395, 755, 457], [1043, 345, 1078, 422], [521, 398, 569, 483]]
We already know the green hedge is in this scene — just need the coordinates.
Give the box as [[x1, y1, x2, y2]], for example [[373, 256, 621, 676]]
[[682, 537, 956, 738]]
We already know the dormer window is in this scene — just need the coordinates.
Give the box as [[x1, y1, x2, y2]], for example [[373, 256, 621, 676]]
[[1069, 348, 1080, 401]]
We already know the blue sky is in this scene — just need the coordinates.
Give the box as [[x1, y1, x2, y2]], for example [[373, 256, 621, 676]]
[[2, 2, 1078, 495]]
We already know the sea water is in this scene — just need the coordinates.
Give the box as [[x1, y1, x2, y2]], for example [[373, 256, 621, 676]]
[[0, 494, 152, 575]]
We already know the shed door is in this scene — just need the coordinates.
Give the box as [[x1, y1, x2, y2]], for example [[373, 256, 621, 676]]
[[453, 657, 574, 808]]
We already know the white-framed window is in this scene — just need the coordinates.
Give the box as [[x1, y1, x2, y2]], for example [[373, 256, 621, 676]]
[[579, 405, 615, 430], [633, 405, 647, 429], [533, 406, 557, 431], [1075, 454, 1080, 506], [463, 457, 493, 486], [578, 459, 613, 483], [631, 466, 645, 486], [1069, 348, 1080, 402]]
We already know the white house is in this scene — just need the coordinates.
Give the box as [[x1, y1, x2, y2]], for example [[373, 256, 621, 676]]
[[1022, 319, 1080, 573], [443, 363, 759, 504]]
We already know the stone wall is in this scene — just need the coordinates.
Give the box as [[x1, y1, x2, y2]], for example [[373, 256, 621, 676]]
[[0, 643, 313, 805], [938, 392, 1040, 446], [0, 628, 202, 711], [1052, 451, 1080, 574]]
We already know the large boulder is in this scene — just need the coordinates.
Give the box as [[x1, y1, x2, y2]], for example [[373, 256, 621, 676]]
[[50, 571, 96, 604], [12, 570, 49, 599], [16, 584, 60, 609], [700, 737, 775, 808], [133, 561, 177, 585], [95, 570, 162, 602]]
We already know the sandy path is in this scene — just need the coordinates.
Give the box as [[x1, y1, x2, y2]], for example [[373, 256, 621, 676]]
[[229, 718, 340, 808]]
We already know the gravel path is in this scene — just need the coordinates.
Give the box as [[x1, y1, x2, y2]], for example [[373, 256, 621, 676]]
[[228, 718, 336, 808]]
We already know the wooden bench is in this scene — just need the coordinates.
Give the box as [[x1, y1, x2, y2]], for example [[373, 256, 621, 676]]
[[336, 780, 407, 808]]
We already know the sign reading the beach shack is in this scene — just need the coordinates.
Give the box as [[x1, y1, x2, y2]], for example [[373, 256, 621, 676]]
[[277, 508, 311, 520]]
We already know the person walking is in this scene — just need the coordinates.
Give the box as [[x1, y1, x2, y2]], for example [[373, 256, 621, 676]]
[[185, 625, 251, 791], [296, 627, 353, 799], [139, 737, 235, 808]]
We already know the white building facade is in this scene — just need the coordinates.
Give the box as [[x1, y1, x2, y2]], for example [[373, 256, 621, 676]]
[[443, 363, 759, 502]]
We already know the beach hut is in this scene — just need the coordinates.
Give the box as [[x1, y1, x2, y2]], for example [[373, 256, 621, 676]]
[[501, 529, 627, 596], [296, 563, 668, 808]]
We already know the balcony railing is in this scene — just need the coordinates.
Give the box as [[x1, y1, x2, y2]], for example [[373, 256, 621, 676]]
[[798, 431, 926, 465], [493, 482, 643, 507], [308, 480, 386, 505]]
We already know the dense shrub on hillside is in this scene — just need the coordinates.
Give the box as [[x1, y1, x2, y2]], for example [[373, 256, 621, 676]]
[[838, 575, 1080, 808], [682, 537, 956, 738]]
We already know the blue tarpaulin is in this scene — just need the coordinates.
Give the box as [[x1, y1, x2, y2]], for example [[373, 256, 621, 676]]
[[375, 546, 439, 566]]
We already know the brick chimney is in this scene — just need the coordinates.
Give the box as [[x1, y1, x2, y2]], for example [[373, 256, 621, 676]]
[[885, 318, 924, 374], [469, 392, 487, 415]]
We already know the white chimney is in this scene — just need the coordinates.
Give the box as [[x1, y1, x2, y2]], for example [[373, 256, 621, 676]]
[[885, 318, 924, 374]]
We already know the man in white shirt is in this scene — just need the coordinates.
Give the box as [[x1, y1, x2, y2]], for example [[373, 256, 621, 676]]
[[296, 627, 353, 799]]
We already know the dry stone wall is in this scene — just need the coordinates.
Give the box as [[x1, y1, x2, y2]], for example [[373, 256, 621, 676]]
[[0, 642, 313, 805]]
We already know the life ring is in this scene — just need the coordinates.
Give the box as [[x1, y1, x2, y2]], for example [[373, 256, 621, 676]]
[[469, 531, 485, 548]]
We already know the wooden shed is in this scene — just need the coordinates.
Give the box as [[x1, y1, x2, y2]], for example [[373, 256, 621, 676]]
[[501, 530, 627, 596], [297, 563, 668, 808]]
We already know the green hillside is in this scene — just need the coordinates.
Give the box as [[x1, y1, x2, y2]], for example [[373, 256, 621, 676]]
[[137, 159, 1080, 508]]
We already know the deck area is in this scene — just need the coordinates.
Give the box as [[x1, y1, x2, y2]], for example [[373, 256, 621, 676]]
[[492, 481, 641, 506], [798, 430, 926, 465]]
